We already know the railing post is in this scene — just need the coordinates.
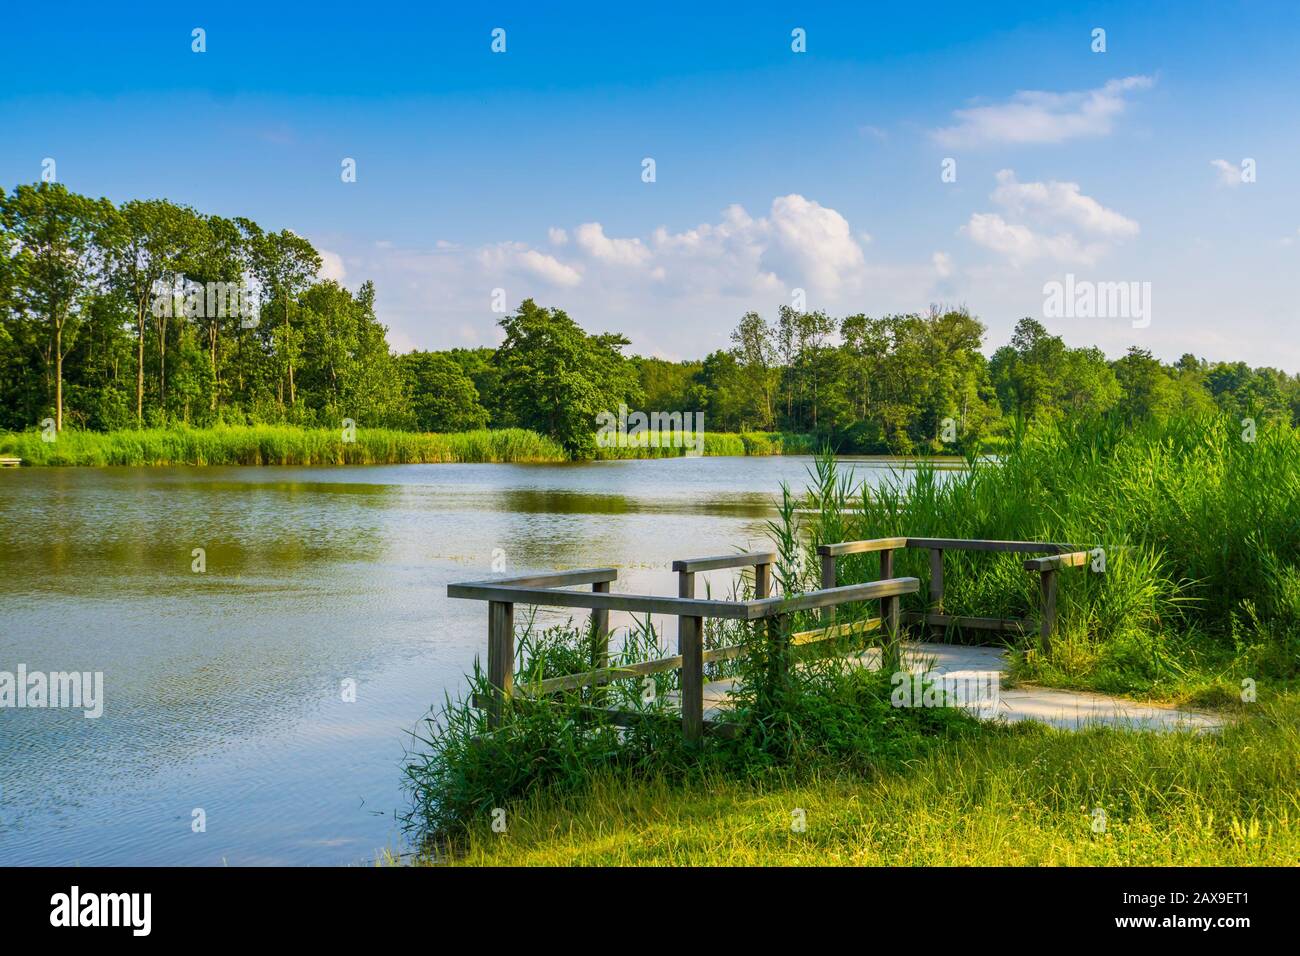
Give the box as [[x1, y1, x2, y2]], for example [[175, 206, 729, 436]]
[[675, 564, 703, 743], [487, 600, 514, 727], [590, 581, 610, 669], [678, 568, 695, 600], [820, 551, 837, 623], [929, 548, 944, 640], [880, 547, 894, 581], [767, 612, 789, 690], [679, 614, 704, 744], [882, 592, 900, 644], [1039, 569, 1058, 656], [754, 562, 770, 599]]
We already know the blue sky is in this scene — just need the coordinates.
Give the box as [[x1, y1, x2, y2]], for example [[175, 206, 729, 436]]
[[3, 1, 1298, 367]]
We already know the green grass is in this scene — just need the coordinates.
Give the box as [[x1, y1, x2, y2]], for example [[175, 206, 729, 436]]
[[795, 415, 1300, 701], [0, 425, 814, 466], [402, 413, 1300, 866], [434, 691, 1299, 866]]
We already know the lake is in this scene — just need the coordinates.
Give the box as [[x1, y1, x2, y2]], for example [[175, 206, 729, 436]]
[[0, 455, 923, 865]]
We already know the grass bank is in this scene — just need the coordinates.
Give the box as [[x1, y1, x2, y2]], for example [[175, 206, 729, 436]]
[[0, 425, 812, 466], [405, 414, 1299, 865], [437, 692, 1298, 866]]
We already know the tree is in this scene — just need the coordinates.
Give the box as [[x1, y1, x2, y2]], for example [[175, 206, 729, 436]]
[[495, 299, 642, 456], [239, 222, 320, 408], [101, 198, 191, 424], [729, 311, 777, 429], [2, 183, 107, 431], [402, 352, 488, 431]]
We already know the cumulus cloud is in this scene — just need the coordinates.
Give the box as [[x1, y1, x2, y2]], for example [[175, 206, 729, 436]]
[[933, 76, 1153, 148], [317, 249, 347, 282], [323, 195, 956, 355], [961, 170, 1138, 267], [573, 222, 653, 267], [477, 242, 583, 287]]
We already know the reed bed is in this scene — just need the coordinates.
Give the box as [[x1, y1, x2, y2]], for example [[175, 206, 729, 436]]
[[0, 425, 813, 466]]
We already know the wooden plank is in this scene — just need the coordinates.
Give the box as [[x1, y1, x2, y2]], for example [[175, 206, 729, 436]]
[[672, 551, 777, 573], [517, 642, 747, 697], [448, 582, 752, 619], [679, 615, 704, 743], [754, 562, 770, 599], [746, 576, 919, 619], [463, 567, 618, 589], [486, 600, 514, 727], [901, 611, 1028, 633], [905, 538, 1075, 555], [790, 617, 881, 645], [817, 537, 909, 557], [1024, 551, 1090, 572]]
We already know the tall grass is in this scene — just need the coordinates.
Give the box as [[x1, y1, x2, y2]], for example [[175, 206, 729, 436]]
[[793, 414, 1300, 695], [590, 430, 814, 459], [1, 425, 815, 466], [442, 692, 1300, 866]]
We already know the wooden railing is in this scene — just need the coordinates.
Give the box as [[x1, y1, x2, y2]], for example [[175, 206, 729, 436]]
[[448, 555, 919, 743], [816, 537, 1091, 653], [449, 537, 1090, 743]]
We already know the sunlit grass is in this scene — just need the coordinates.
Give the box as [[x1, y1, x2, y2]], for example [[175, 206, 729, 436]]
[[0, 425, 813, 466], [435, 691, 1299, 867]]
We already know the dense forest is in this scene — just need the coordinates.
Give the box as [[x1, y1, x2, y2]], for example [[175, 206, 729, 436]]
[[4, 181, 1300, 456]]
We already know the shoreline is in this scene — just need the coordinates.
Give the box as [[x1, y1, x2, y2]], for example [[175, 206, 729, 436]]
[[0, 425, 819, 468]]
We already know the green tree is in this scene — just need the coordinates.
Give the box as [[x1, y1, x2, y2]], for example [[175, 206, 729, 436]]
[[402, 351, 489, 431], [3, 183, 108, 431], [495, 299, 642, 456]]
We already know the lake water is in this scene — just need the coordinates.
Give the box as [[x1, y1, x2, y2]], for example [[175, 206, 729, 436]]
[[0, 455, 920, 865]]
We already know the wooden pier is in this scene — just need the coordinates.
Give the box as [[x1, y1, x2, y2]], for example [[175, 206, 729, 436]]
[[449, 537, 1092, 742], [0, 457, 21, 468]]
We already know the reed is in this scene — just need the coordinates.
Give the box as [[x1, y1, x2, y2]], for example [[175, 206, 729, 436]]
[[1, 425, 815, 466]]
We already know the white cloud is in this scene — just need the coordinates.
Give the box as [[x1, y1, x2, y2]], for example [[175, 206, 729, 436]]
[[1210, 159, 1241, 188], [990, 169, 1139, 239], [333, 195, 937, 354], [317, 249, 347, 282], [477, 242, 583, 287], [933, 76, 1153, 148], [961, 170, 1138, 267], [574, 222, 653, 267], [932, 251, 953, 278]]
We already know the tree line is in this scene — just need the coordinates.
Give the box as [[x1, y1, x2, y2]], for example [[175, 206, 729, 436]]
[[4, 181, 1298, 456]]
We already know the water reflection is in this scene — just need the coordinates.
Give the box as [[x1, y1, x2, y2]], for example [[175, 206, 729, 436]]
[[0, 455, 923, 864]]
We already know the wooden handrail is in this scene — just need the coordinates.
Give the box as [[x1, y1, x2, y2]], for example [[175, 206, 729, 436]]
[[817, 537, 907, 557], [671, 550, 776, 573], [1024, 551, 1091, 572], [476, 567, 619, 588], [447, 582, 754, 619]]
